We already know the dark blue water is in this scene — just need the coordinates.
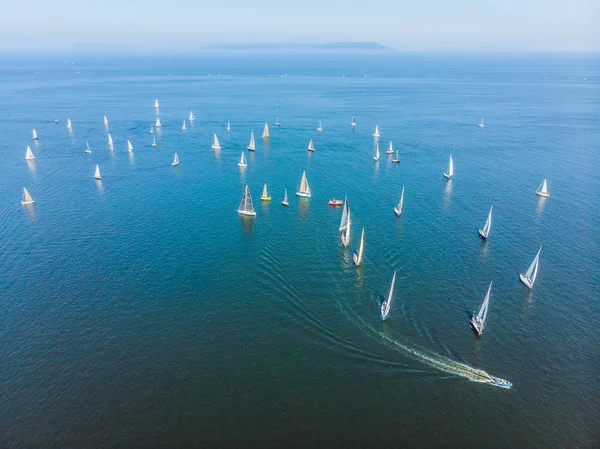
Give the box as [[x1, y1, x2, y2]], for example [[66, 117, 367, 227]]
[[1, 52, 599, 447]]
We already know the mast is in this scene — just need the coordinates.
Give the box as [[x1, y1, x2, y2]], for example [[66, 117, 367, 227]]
[[104, 115, 108, 126], [339, 196, 349, 231]]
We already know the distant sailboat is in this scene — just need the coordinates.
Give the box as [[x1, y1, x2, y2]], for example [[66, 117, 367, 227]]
[[212, 133, 221, 150], [227, 121, 231, 132], [94, 164, 102, 180], [189, 111, 195, 121], [351, 116, 356, 127], [352, 227, 365, 266], [247, 131, 255, 151], [317, 121, 323, 132], [262, 123, 269, 139], [151, 135, 157, 147], [25, 145, 35, 160], [444, 154, 454, 178], [172, 153, 179, 166], [341, 207, 351, 246], [296, 171, 311, 197], [261, 183, 272, 201], [155, 118, 162, 128], [536, 179, 550, 197], [104, 115, 108, 126], [21, 187, 34, 205], [470, 282, 492, 335], [85, 141, 92, 154], [394, 186, 404, 216], [150, 126, 154, 134], [54, 115, 59, 123], [67, 118, 72, 130], [392, 150, 400, 163], [339, 196, 350, 232], [182, 120, 187, 130], [380, 271, 396, 321], [238, 151, 247, 167], [127, 140, 133, 153], [154, 99, 159, 109], [238, 185, 256, 216], [373, 143, 380, 161], [308, 139, 315, 152], [479, 206, 493, 239], [282, 188, 289, 207], [32, 128, 38, 140], [478, 118, 484, 128], [520, 246, 541, 289], [386, 141, 393, 154], [108, 134, 114, 150], [372, 125, 380, 137], [275, 116, 280, 127]]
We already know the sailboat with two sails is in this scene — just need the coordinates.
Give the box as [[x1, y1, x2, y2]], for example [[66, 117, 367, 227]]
[[238, 185, 256, 216], [519, 246, 541, 289], [479, 206, 493, 239], [211, 133, 221, 150], [353, 228, 365, 266], [470, 282, 492, 335], [394, 187, 404, 216], [381, 271, 396, 321], [444, 154, 454, 179], [296, 171, 311, 197], [21, 187, 34, 205]]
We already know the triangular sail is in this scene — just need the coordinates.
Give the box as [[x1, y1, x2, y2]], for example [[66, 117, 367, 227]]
[[317, 121, 322, 131], [482, 206, 493, 237], [537, 179, 548, 194], [85, 141, 91, 153], [248, 132, 255, 150], [227, 121, 231, 131], [339, 196, 349, 231], [108, 134, 114, 150], [25, 146, 35, 160], [351, 116, 356, 126], [94, 164, 101, 179], [283, 189, 288, 204], [354, 227, 365, 265], [182, 120, 187, 130], [477, 282, 492, 328], [238, 185, 255, 214], [239, 151, 247, 166], [448, 155, 454, 176], [308, 139, 314, 151], [262, 123, 269, 138], [381, 271, 396, 320], [389, 141, 393, 153], [173, 153, 179, 166], [262, 184, 269, 198], [189, 111, 195, 121], [154, 99, 159, 109], [127, 140, 133, 152], [374, 143, 379, 160], [525, 247, 542, 284], [212, 133, 221, 149], [397, 186, 404, 213], [156, 118, 161, 127], [373, 125, 380, 136], [297, 171, 311, 196], [22, 187, 33, 204], [32, 129, 38, 140]]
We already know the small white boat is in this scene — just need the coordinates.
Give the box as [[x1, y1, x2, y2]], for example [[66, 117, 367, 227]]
[[262, 123, 269, 139], [182, 120, 187, 130], [351, 116, 356, 127], [479, 206, 493, 239], [317, 121, 323, 132], [470, 282, 492, 335], [212, 133, 221, 150], [308, 139, 315, 152], [189, 111, 195, 121], [172, 153, 180, 166], [339, 196, 350, 232], [296, 171, 311, 197], [275, 116, 280, 127], [127, 140, 133, 153], [373, 143, 380, 161], [21, 187, 34, 205], [108, 134, 114, 151], [372, 125, 380, 137], [353, 227, 365, 266], [155, 118, 162, 128], [394, 186, 404, 216], [154, 99, 159, 109], [341, 207, 351, 247], [238, 151, 247, 167], [151, 135, 157, 147], [520, 246, 541, 289], [536, 179, 550, 197], [478, 118, 484, 128], [94, 164, 102, 180], [392, 150, 400, 163], [54, 115, 59, 123], [247, 131, 255, 151], [25, 145, 36, 160], [282, 188, 289, 207], [150, 126, 154, 134], [444, 154, 454, 178], [381, 271, 396, 321], [67, 118, 72, 130], [238, 185, 257, 216], [32, 129, 38, 140], [227, 121, 231, 132], [85, 141, 92, 154], [386, 141, 393, 154], [104, 115, 108, 126]]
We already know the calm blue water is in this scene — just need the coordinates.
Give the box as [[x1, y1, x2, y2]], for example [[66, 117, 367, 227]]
[[1, 52, 599, 447]]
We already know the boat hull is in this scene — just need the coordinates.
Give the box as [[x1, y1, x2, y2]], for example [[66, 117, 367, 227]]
[[211, 145, 221, 150], [386, 151, 393, 155], [470, 318, 483, 336], [260, 197, 271, 202], [329, 200, 343, 206], [443, 172, 452, 179], [21, 201, 34, 206], [394, 207, 402, 216], [392, 160, 400, 164], [238, 210, 256, 216], [296, 192, 311, 198], [281, 201, 288, 207], [237, 163, 247, 167], [478, 229, 488, 239], [536, 192, 550, 198], [519, 273, 534, 289], [352, 254, 361, 266]]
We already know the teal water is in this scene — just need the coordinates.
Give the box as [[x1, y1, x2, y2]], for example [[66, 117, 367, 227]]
[[0, 53, 599, 447]]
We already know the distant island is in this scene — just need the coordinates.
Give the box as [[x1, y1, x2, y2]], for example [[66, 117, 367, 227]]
[[203, 42, 395, 52]]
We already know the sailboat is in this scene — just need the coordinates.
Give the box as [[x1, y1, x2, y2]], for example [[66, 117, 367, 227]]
[[282, 188, 289, 207], [247, 131, 255, 151], [85, 141, 92, 154], [172, 153, 179, 166], [520, 246, 542, 289], [212, 133, 221, 150], [25, 145, 36, 160], [67, 118, 72, 130], [373, 143, 380, 161], [182, 120, 187, 130], [108, 134, 114, 150], [261, 184, 271, 201], [238, 151, 247, 167], [262, 123, 269, 139], [127, 140, 133, 153], [317, 121, 323, 132], [21, 187, 34, 205], [104, 115, 108, 126], [479, 206, 493, 239], [478, 118, 484, 128], [155, 118, 162, 128], [32, 129, 38, 140], [275, 116, 280, 127], [154, 99, 159, 109], [381, 271, 396, 321], [341, 207, 351, 246], [54, 115, 59, 123], [150, 126, 154, 134], [308, 139, 315, 152], [189, 111, 195, 121], [339, 196, 350, 232], [237, 185, 256, 216], [296, 171, 311, 197], [470, 282, 492, 335], [394, 186, 404, 216], [386, 141, 393, 154], [392, 150, 400, 163], [351, 116, 356, 127], [227, 121, 231, 132], [372, 125, 380, 137], [444, 154, 454, 178], [536, 179, 550, 197], [151, 135, 157, 147], [352, 227, 365, 266], [94, 164, 102, 180]]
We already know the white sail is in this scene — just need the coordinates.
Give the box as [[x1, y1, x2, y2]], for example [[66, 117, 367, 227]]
[[25, 145, 36, 160], [262, 123, 269, 138], [104, 115, 108, 126], [238, 185, 256, 216], [67, 118, 72, 129], [373, 125, 380, 137], [521, 246, 542, 288], [85, 141, 92, 154], [351, 116, 356, 127], [21, 187, 34, 205], [189, 111, 195, 121], [444, 154, 454, 178], [317, 121, 323, 131], [94, 164, 102, 179], [282, 188, 289, 206], [308, 139, 315, 152], [247, 131, 255, 151], [155, 118, 162, 128], [394, 186, 404, 216], [150, 126, 154, 134], [261, 183, 270, 200], [108, 134, 114, 150], [373, 143, 380, 161], [392, 150, 400, 162], [479, 118, 484, 128], [387, 141, 393, 154], [381, 271, 396, 321], [152, 135, 157, 147], [339, 196, 350, 231], [296, 171, 311, 197], [154, 99, 159, 109], [227, 121, 231, 132], [127, 140, 133, 152], [536, 179, 550, 197], [172, 153, 179, 166], [353, 227, 365, 266], [32, 128, 38, 140], [477, 282, 492, 329], [341, 207, 351, 246], [238, 151, 247, 167], [212, 133, 221, 150], [54, 115, 59, 123], [182, 120, 187, 130], [275, 116, 280, 126], [479, 206, 493, 239]]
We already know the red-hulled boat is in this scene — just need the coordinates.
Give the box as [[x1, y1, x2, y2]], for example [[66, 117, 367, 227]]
[[328, 199, 343, 206]]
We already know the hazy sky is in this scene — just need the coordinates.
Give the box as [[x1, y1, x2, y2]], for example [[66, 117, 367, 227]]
[[1, 0, 598, 52]]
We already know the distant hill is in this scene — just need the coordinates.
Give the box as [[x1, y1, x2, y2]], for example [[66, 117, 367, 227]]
[[204, 42, 395, 52]]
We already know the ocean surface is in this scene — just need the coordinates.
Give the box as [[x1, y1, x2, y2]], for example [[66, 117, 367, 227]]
[[0, 52, 598, 447]]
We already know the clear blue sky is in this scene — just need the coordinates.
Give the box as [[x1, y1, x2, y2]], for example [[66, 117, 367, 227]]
[[1, 0, 598, 52]]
